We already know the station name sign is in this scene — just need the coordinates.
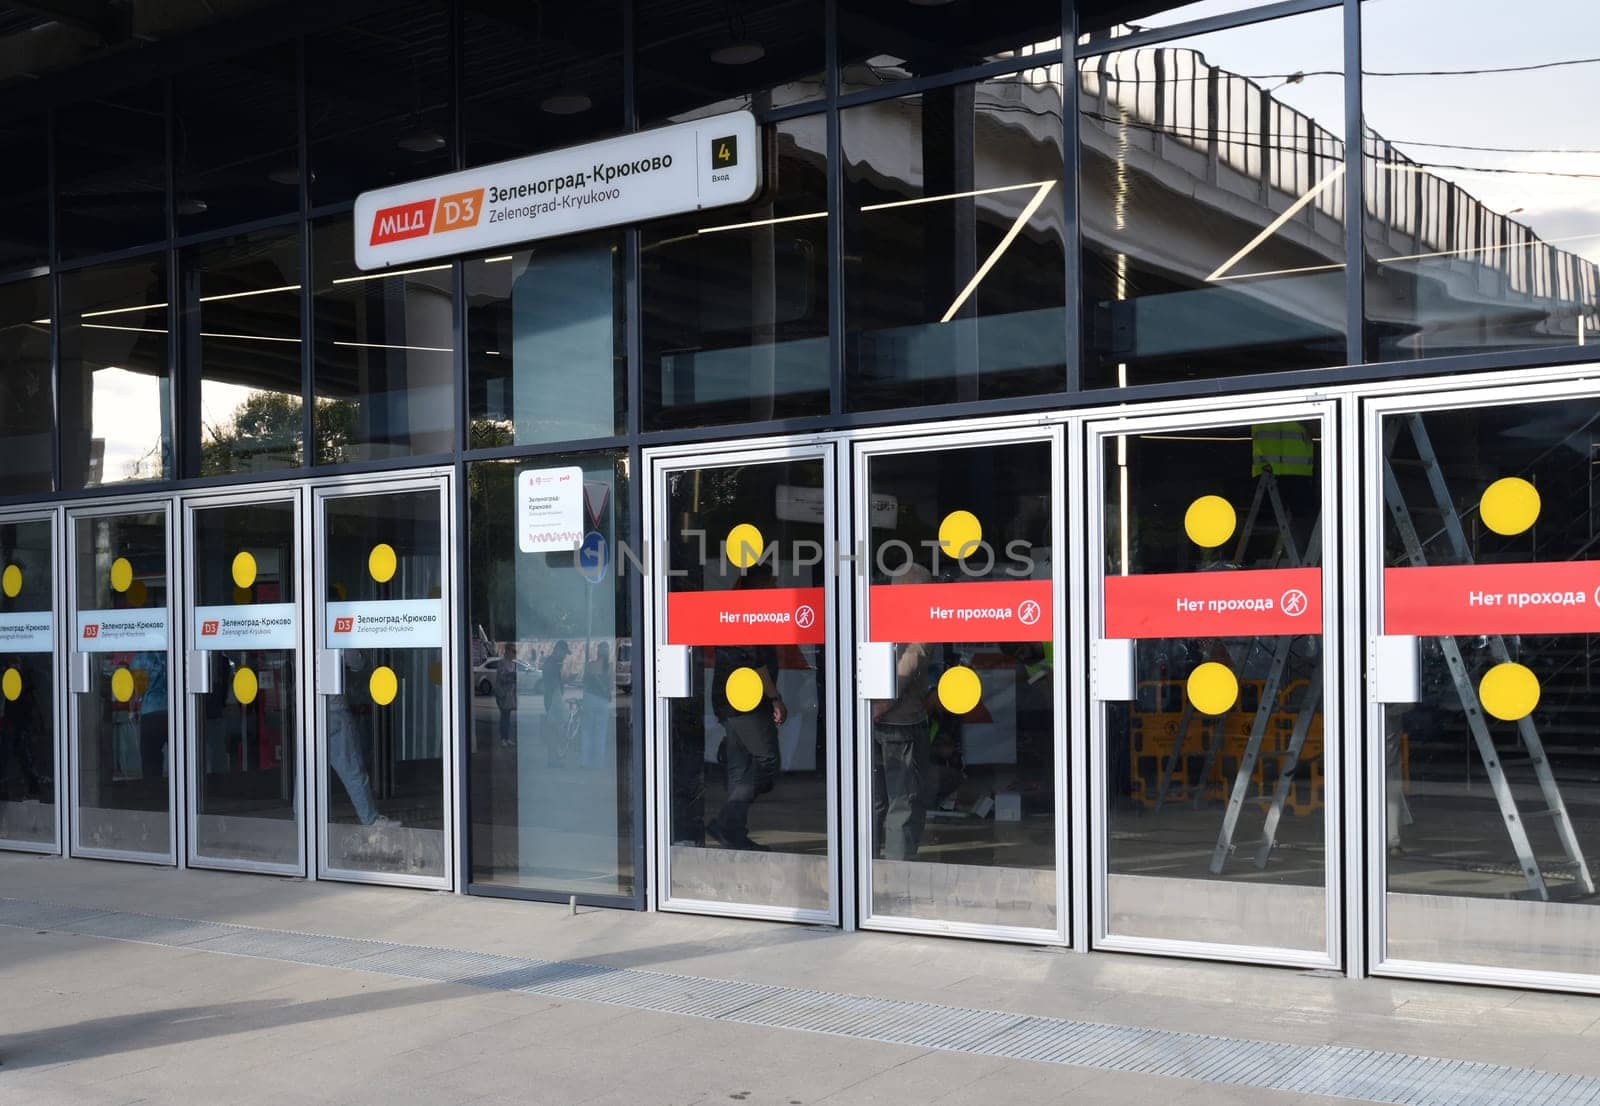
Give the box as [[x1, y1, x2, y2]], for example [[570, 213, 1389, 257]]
[[354, 110, 760, 271]]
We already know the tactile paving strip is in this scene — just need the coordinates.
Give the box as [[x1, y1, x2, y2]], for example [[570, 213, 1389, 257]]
[[2, 896, 1595, 1106]]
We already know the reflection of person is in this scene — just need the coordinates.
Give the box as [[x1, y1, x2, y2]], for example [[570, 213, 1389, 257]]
[[0, 658, 44, 799], [707, 567, 787, 851], [494, 642, 518, 749], [873, 565, 933, 861], [134, 651, 168, 789], [541, 640, 568, 737], [579, 641, 612, 767], [327, 649, 391, 828]]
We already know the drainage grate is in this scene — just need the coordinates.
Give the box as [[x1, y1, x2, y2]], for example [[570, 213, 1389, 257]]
[[2, 896, 1595, 1106]]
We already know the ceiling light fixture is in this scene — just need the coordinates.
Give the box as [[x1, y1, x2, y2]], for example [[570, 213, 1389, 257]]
[[397, 128, 446, 153], [541, 91, 593, 115], [710, 42, 765, 65]]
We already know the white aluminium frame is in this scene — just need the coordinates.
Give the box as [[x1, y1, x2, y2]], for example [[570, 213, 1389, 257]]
[[0, 505, 66, 856], [1083, 397, 1346, 971], [1361, 375, 1600, 996], [850, 424, 1072, 946], [65, 495, 181, 867], [311, 469, 458, 891], [179, 482, 311, 878], [644, 437, 844, 925]]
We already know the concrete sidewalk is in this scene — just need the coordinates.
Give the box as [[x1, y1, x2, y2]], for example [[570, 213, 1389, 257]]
[[1, 853, 1597, 1105]]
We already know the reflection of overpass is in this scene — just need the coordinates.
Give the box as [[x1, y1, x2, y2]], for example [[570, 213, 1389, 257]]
[[1080, 38, 1599, 353]]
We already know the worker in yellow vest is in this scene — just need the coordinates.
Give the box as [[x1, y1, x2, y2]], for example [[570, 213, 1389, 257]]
[[1251, 421, 1315, 478]]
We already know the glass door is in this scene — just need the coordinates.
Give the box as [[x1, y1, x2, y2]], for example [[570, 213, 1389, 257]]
[[0, 510, 62, 853], [1088, 403, 1340, 967], [183, 491, 306, 874], [651, 444, 838, 923], [313, 477, 453, 888], [1368, 383, 1600, 989], [68, 502, 175, 863], [853, 430, 1065, 941]]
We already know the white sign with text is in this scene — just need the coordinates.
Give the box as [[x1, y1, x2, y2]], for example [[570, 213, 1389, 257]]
[[327, 599, 443, 649], [0, 610, 53, 653], [519, 466, 585, 553], [194, 604, 297, 651], [77, 609, 168, 652]]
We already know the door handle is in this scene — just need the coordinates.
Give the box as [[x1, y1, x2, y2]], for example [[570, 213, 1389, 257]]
[[187, 650, 212, 695], [1369, 635, 1419, 704], [316, 649, 345, 695], [1092, 638, 1137, 702], [69, 651, 89, 694], [857, 642, 897, 700], [656, 644, 691, 698]]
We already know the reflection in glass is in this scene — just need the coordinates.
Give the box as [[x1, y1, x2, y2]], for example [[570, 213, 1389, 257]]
[[74, 511, 171, 857], [1079, 1, 1279, 44], [321, 490, 446, 880], [0, 520, 55, 847], [56, 85, 166, 259], [60, 257, 171, 488], [665, 459, 830, 913], [462, 1, 624, 166], [636, 0, 822, 123], [1382, 400, 1600, 977], [1081, 9, 1347, 388], [1363, 0, 1600, 361], [467, 453, 633, 896], [643, 117, 828, 429], [307, 3, 452, 205], [866, 442, 1057, 930], [467, 236, 624, 447], [1103, 422, 1327, 951], [190, 503, 299, 870], [186, 231, 303, 476], [0, 279, 54, 495], [313, 218, 455, 463], [843, 72, 1067, 411], [839, 1, 1060, 95]]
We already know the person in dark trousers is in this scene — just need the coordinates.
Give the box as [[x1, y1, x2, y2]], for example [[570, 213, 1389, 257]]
[[872, 564, 933, 860], [493, 642, 519, 749], [707, 567, 787, 851]]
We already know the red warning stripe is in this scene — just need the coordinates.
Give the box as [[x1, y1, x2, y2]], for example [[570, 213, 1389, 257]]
[[667, 587, 824, 646], [1105, 567, 1322, 639], [1384, 560, 1600, 636], [868, 580, 1051, 643]]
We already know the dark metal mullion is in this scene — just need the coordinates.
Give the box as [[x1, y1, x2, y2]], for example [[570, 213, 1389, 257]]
[[623, 0, 648, 912], [825, 0, 843, 418], [1074, 0, 1341, 59], [448, 0, 474, 894], [46, 106, 60, 493], [298, 34, 314, 471], [1062, 0, 1081, 394], [1344, 0, 1364, 366], [165, 76, 190, 483]]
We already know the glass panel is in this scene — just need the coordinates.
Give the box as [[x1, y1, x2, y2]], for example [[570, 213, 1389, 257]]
[[313, 217, 455, 463], [643, 117, 829, 430], [308, 3, 452, 205], [190, 502, 299, 870], [1079, 1, 1282, 44], [1362, 0, 1600, 362], [461, 0, 624, 167], [56, 85, 166, 260], [0, 115, 48, 271], [467, 452, 633, 896], [174, 44, 299, 234], [0, 278, 54, 495], [1380, 399, 1600, 977], [1102, 419, 1327, 951], [59, 256, 172, 488], [0, 519, 55, 847], [665, 458, 830, 913], [843, 72, 1067, 411], [839, 1, 1061, 95], [321, 489, 446, 879], [185, 230, 303, 476], [466, 234, 625, 447], [73, 510, 171, 857], [1080, 8, 1347, 389], [863, 441, 1057, 929], [636, 0, 823, 124]]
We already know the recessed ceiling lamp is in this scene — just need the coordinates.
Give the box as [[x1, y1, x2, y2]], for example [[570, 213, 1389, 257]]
[[177, 198, 208, 216], [397, 128, 446, 153], [541, 91, 593, 115], [710, 41, 765, 65]]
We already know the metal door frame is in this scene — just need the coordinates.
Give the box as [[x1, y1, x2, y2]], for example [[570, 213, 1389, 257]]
[[1362, 375, 1600, 995], [179, 482, 311, 877], [1084, 397, 1345, 971], [644, 436, 845, 926], [0, 504, 66, 855], [849, 425, 1071, 946], [65, 495, 180, 866], [310, 469, 457, 891]]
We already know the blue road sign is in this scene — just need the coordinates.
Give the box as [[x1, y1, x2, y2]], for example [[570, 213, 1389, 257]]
[[578, 530, 608, 584]]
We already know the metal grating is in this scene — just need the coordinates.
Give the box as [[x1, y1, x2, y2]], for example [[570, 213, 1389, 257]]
[[3, 896, 1597, 1106]]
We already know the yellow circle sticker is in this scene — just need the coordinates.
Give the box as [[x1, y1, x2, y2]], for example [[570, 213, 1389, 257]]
[[1187, 662, 1239, 716], [233, 666, 259, 706], [232, 551, 258, 589], [1479, 477, 1541, 537], [1184, 496, 1237, 549], [368, 543, 398, 584], [1479, 662, 1540, 722], [1, 564, 21, 599], [1, 668, 20, 702], [369, 665, 399, 706], [110, 667, 135, 703], [725, 666, 764, 713], [109, 556, 134, 593], [724, 524, 765, 569], [938, 511, 983, 559], [937, 666, 983, 715]]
